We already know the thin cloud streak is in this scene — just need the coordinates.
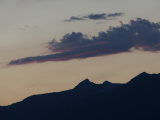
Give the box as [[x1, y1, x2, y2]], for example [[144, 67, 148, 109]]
[[8, 18, 160, 65], [65, 12, 125, 22]]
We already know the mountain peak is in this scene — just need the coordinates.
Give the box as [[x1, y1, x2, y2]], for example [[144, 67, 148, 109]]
[[74, 79, 95, 89], [139, 72, 149, 76], [73, 79, 120, 92], [127, 72, 160, 85], [103, 81, 112, 85], [77, 78, 93, 86], [80, 78, 91, 84]]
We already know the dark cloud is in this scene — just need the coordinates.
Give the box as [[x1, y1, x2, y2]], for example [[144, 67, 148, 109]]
[[86, 13, 107, 20], [64, 16, 85, 22], [8, 18, 160, 65], [107, 13, 124, 17], [65, 12, 124, 22]]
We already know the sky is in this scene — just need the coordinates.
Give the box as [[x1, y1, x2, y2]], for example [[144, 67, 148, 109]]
[[0, 0, 160, 105]]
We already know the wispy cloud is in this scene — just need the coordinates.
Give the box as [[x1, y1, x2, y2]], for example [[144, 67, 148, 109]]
[[65, 16, 86, 22], [65, 12, 125, 22], [8, 18, 160, 65]]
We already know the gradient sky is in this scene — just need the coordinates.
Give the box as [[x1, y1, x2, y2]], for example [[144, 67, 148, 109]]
[[0, 0, 160, 105]]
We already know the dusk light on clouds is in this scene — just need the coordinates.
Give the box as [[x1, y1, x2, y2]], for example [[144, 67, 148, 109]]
[[0, 0, 160, 105], [8, 19, 160, 65]]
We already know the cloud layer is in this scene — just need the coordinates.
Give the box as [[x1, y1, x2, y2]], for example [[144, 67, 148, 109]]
[[65, 12, 124, 22], [8, 18, 160, 65]]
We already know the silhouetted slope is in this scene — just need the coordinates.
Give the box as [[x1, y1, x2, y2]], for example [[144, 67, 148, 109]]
[[1, 72, 160, 120]]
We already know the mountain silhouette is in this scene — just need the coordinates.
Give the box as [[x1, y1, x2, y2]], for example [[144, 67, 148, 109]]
[[74, 78, 120, 92], [1, 72, 160, 120]]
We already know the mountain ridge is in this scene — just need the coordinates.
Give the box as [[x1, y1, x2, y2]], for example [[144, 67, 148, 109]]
[[1, 72, 160, 120]]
